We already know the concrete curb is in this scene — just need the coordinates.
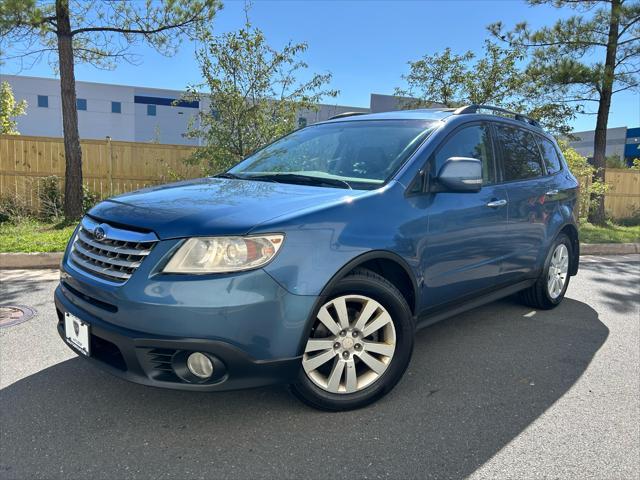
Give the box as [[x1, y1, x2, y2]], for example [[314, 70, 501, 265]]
[[1, 243, 638, 269], [0, 252, 63, 269], [580, 243, 639, 255]]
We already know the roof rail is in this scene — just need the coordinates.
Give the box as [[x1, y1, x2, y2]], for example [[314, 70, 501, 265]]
[[453, 104, 540, 128], [328, 111, 368, 120]]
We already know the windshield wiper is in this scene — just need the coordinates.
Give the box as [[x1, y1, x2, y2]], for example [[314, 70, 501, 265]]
[[213, 172, 244, 180], [250, 173, 352, 189]]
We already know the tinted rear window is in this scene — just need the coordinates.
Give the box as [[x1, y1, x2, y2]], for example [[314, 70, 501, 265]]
[[537, 136, 562, 175], [496, 125, 544, 181]]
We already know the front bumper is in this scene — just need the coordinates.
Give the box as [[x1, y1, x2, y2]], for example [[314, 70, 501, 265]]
[[55, 286, 303, 391]]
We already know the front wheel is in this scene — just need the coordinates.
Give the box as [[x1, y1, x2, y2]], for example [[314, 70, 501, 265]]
[[290, 268, 414, 411], [519, 233, 572, 310]]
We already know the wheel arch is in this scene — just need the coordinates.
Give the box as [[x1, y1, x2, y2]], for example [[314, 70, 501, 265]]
[[318, 250, 419, 315], [296, 250, 419, 357], [558, 223, 580, 276]]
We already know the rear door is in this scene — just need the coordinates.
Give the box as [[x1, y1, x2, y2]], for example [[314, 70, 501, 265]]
[[493, 123, 549, 283], [419, 123, 510, 308]]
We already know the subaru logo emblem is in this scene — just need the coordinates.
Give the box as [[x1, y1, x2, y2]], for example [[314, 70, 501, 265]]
[[94, 225, 107, 241]]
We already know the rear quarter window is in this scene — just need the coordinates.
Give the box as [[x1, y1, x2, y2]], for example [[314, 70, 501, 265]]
[[537, 136, 563, 175], [495, 125, 544, 181]]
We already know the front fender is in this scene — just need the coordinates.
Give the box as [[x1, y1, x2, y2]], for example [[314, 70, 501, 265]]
[[259, 184, 421, 297]]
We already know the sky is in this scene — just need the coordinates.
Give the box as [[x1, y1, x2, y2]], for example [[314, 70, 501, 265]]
[[2, 0, 639, 131]]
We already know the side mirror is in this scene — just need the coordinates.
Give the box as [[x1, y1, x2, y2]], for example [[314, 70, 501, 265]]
[[437, 157, 482, 192]]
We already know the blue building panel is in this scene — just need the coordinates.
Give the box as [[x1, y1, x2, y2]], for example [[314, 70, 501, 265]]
[[625, 127, 640, 161], [624, 143, 639, 158], [134, 95, 199, 109], [626, 127, 640, 138]]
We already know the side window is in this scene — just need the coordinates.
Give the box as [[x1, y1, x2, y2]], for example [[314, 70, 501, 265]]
[[537, 136, 562, 175], [496, 125, 544, 181], [434, 124, 495, 185]]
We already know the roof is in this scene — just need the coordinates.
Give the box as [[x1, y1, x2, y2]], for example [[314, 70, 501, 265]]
[[323, 108, 455, 123], [322, 105, 547, 134]]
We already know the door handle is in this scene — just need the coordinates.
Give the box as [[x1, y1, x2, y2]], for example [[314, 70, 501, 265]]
[[486, 199, 507, 208], [546, 189, 559, 196]]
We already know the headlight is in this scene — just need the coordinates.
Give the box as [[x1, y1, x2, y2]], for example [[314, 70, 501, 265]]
[[162, 235, 284, 273]]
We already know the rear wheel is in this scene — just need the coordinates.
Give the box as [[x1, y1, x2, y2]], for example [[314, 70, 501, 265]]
[[290, 269, 414, 411], [519, 233, 572, 310]]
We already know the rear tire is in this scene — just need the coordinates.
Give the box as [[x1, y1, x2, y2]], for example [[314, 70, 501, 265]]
[[290, 268, 414, 411], [519, 233, 572, 310]]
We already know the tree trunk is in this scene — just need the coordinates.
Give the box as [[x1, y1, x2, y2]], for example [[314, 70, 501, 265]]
[[588, 0, 620, 226], [56, 0, 83, 220]]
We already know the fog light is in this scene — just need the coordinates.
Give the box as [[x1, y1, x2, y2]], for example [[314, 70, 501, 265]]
[[187, 352, 214, 379]]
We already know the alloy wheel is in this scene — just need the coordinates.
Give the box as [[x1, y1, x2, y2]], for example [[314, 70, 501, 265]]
[[302, 295, 396, 394], [547, 243, 569, 299]]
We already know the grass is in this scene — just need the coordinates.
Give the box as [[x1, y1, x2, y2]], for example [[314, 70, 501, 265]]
[[579, 222, 640, 244], [0, 218, 638, 253], [0, 219, 76, 253]]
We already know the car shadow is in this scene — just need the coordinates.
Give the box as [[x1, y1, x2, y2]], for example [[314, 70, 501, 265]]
[[0, 297, 607, 479]]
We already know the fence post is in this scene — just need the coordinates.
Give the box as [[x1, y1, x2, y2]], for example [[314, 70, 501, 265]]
[[106, 136, 114, 196]]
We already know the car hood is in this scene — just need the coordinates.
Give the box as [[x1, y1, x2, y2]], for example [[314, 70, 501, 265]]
[[88, 177, 367, 239]]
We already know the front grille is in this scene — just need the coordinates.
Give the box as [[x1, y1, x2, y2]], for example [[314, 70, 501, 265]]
[[69, 217, 158, 284]]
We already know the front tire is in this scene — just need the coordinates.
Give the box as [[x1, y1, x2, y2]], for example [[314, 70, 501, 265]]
[[519, 233, 572, 310], [290, 268, 414, 411]]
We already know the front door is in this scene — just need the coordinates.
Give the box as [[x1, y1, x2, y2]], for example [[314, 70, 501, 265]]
[[418, 123, 510, 310]]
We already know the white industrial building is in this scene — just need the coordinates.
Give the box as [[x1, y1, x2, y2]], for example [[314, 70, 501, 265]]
[[567, 126, 640, 165], [1, 74, 371, 145]]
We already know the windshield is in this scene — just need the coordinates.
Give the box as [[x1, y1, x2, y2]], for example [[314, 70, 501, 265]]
[[228, 120, 437, 189]]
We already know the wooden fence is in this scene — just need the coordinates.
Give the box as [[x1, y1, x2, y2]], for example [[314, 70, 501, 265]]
[[1, 134, 639, 220], [0, 134, 199, 209], [602, 168, 640, 220]]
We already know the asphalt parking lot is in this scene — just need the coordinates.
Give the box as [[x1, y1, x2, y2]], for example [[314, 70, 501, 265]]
[[1, 255, 638, 480]]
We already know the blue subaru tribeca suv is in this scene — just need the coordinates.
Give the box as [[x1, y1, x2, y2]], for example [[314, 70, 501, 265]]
[[56, 105, 580, 410]]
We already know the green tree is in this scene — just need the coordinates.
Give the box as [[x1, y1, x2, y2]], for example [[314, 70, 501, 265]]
[[184, 16, 338, 173], [395, 40, 577, 135], [0, 80, 27, 134], [0, 0, 220, 220], [489, 0, 640, 225], [395, 47, 475, 107]]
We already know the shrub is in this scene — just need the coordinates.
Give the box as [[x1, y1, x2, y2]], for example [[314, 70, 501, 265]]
[[82, 185, 101, 213], [0, 194, 34, 223], [605, 155, 628, 169], [38, 176, 64, 221], [558, 140, 608, 222], [38, 176, 101, 220], [618, 206, 640, 227]]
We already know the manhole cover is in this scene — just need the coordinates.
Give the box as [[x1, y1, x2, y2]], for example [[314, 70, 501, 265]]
[[0, 305, 37, 328]]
